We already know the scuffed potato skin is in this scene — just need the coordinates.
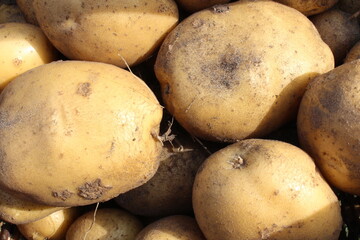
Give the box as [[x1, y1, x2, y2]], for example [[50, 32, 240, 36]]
[[297, 60, 360, 195]]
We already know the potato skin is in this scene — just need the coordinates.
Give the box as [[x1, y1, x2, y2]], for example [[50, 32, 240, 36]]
[[0, 60, 163, 207], [135, 215, 206, 240], [274, 0, 338, 16], [192, 139, 342, 240], [344, 40, 360, 63], [32, 0, 179, 68], [297, 60, 360, 195], [155, 0, 334, 142], [175, 0, 230, 13], [0, 22, 58, 90], [15, 0, 38, 25], [310, 8, 360, 65]]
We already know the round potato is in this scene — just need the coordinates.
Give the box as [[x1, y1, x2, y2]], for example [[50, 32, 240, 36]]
[[0, 190, 63, 225], [192, 139, 342, 240], [155, 0, 334, 142], [310, 8, 360, 65], [274, 0, 338, 16], [32, 0, 179, 68], [115, 129, 208, 217], [0, 22, 58, 91], [17, 207, 79, 240], [15, 0, 38, 25], [344, 40, 360, 63], [0, 60, 163, 207], [135, 215, 206, 240], [66, 208, 143, 240], [297, 59, 360, 195], [175, 0, 230, 13]]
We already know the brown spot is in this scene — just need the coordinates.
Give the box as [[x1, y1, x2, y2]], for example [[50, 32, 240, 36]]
[[77, 178, 112, 200], [76, 82, 92, 97], [212, 4, 230, 13], [12, 58, 22, 66], [52, 190, 73, 201]]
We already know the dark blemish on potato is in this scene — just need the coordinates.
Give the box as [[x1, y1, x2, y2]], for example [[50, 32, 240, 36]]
[[76, 82, 92, 97], [12, 58, 22, 66], [212, 5, 230, 14], [273, 190, 279, 196], [77, 178, 112, 200], [58, 153, 64, 159], [228, 154, 246, 169], [319, 87, 343, 113], [310, 106, 323, 129], [52, 190, 73, 201], [164, 84, 171, 94]]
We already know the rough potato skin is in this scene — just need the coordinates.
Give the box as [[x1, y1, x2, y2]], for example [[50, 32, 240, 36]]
[[155, 0, 334, 142], [32, 0, 179, 68], [192, 139, 342, 240], [297, 59, 360, 195], [0, 60, 163, 207]]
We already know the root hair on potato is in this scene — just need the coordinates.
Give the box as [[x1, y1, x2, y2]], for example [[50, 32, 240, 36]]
[[83, 202, 100, 240]]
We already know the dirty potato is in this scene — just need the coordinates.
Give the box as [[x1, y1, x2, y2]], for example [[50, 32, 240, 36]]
[[297, 59, 360, 195], [0, 60, 163, 207], [155, 0, 334, 142]]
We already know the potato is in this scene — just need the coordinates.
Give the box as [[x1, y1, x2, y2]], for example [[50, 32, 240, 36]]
[[32, 0, 179, 68], [175, 0, 230, 13], [344, 40, 360, 63], [17, 207, 79, 240], [0, 60, 163, 207], [310, 8, 360, 65], [135, 215, 206, 240], [192, 139, 342, 240], [0, 22, 58, 91], [0, 190, 63, 225], [297, 59, 360, 195], [273, 0, 338, 16], [338, 0, 360, 14], [66, 208, 143, 240], [15, 0, 38, 25], [0, 4, 26, 23], [154, 0, 334, 142], [115, 129, 208, 217]]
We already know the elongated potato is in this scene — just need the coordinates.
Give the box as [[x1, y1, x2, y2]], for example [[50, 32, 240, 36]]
[[0, 60, 163, 207], [32, 0, 179, 68], [155, 0, 334, 142]]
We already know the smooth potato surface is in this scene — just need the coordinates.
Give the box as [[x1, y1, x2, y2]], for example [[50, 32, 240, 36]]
[[0, 60, 163, 206], [155, 0, 334, 142], [193, 139, 342, 240], [32, 0, 179, 68], [0, 22, 58, 90], [297, 60, 360, 195]]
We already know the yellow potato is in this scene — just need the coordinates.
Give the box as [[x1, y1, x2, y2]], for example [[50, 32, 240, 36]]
[[32, 0, 179, 68], [0, 22, 58, 90], [66, 208, 143, 240], [297, 59, 360, 195], [192, 139, 342, 240], [0, 190, 63, 225], [17, 207, 79, 240], [155, 0, 334, 142], [135, 215, 206, 240], [0, 60, 163, 207]]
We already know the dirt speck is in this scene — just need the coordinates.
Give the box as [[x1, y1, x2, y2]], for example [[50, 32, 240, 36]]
[[12, 58, 22, 66], [52, 190, 73, 201], [76, 82, 92, 97], [77, 178, 112, 200], [212, 4, 230, 13]]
